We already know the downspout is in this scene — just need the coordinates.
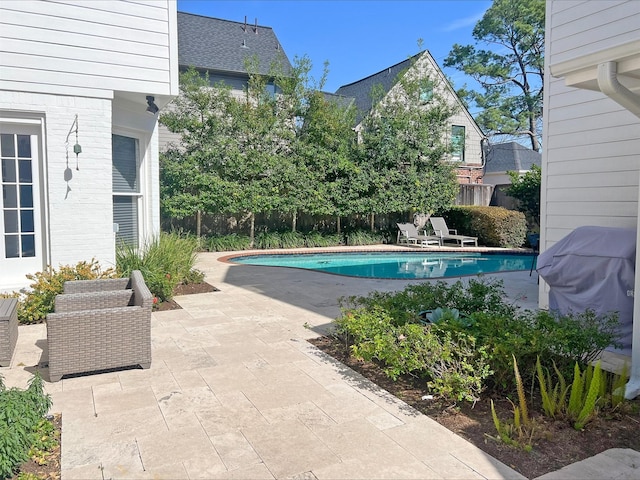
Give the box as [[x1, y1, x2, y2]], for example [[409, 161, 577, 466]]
[[597, 62, 640, 399], [597, 62, 640, 118]]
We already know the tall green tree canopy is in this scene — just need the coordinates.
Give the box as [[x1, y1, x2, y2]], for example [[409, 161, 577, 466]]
[[359, 55, 459, 216], [444, 0, 545, 151], [160, 55, 304, 244], [506, 164, 541, 230]]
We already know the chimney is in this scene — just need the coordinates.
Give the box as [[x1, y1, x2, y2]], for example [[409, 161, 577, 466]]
[[243, 15, 247, 32], [254, 18, 258, 34]]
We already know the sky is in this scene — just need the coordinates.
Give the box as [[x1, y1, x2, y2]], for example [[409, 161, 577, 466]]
[[176, 0, 493, 93]]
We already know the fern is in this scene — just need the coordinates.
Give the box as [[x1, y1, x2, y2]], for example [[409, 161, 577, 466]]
[[512, 355, 529, 425], [552, 361, 569, 412], [567, 362, 584, 418], [611, 362, 629, 408], [537, 357, 557, 418], [575, 361, 602, 430]]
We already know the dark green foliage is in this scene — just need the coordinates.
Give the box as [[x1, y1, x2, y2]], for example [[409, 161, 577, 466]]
[[345, 230, 385, 246], [116, 232, 200, 302], [0, 373, 53, 479], [444, 0, 545, 150], [507, 164, 541, 231], [304, 231, 343, 248], [444, 206, 527, 247], [336, 278, 621, 401], [203, 234, 252, 252]]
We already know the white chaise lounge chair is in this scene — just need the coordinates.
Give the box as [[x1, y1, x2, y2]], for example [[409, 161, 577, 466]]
[[397, 223, 441, 247], [429, 217, 478, 247]]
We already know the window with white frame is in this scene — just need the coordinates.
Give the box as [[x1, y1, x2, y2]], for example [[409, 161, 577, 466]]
[[451, 125, 465, 162], [112, 134, 141, 247]]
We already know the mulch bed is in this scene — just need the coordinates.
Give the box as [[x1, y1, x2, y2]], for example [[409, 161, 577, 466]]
[[154, 282, 219, 311], [309, 335, 640, 479]]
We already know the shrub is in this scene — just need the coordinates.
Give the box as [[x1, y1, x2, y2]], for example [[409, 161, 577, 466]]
[[116, 232, 199, 301], [335, 306, 491, 402], [253, 231, 276, 249], [445, 309, 620, 392], [345, 230, 384, 246], [305, 232, 343, 247], [336, 278, 621, 399], [203, 234, 252, 252], [10, 260, 116, 325], [444, 206, 527, 247], [278, 231, 306, 249], [0, 373, 53, 479]]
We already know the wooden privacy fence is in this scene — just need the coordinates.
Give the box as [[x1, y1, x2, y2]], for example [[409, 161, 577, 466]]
[[456, 184, 494, 206], [162, 185, 497, 236]]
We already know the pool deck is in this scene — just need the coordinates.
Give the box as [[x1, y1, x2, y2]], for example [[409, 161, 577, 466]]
[[2, 246, 638, 479]]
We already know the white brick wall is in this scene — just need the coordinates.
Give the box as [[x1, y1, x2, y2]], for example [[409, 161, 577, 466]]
[[1, 91, 162, 290], [0, 92, 115, 277]]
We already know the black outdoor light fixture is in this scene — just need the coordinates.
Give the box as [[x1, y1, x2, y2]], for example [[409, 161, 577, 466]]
[[146, 95, 159, 115], [65, 114, 82, 169]]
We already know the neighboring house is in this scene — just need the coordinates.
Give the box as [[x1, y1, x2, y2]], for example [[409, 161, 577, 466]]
[[542, 0, 640, 396], [335, 51, 486, 185], [0, 0, 179, 290], [483, 142, 541, 209], [159, 12, 292, 149]]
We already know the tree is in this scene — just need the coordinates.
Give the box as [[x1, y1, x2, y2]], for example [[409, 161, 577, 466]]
[[444, 0, 545, 151], [506, 164, 541, 231], [295, 84, 362, 233], [160, 55, 303, 246], [358, 54, 459, 220]]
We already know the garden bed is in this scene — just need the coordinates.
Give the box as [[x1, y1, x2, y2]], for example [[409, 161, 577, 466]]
[[309, 335, 640, 479]]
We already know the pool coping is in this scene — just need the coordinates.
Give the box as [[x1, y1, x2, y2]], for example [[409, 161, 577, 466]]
[[217, 244, 534, 264], [216, 245, 537, 281]]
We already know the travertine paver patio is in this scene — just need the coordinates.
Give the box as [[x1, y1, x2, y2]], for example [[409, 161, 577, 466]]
[[4, 248, 541, 479]]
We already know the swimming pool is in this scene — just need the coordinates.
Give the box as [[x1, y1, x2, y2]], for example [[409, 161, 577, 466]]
[[228, 252, 534, 279]]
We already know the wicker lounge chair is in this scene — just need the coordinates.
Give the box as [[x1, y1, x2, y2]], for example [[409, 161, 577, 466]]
[[429, 217, 478, 247], [46, 270, 153, 382]]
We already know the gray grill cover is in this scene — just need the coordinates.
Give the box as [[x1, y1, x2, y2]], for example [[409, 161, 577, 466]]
[[536, 226, 636, 354]]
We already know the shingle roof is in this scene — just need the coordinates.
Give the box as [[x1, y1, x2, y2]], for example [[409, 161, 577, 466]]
[[321, 91, 356, 110], [177, 12, 292, 76], [335, 54, 417, 124], [484, 142, 541, 173]]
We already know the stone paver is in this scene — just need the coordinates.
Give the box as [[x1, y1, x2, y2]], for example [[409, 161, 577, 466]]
[[2, 248, 627, 479]]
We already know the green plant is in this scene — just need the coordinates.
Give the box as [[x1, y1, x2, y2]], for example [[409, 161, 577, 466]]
[[443, 206, 527, 247], [489, 356, 535, 451], [304, 231, 342, 247], [13, 260, 116, 325], [536, 357, 568, 419], [345, 230, 383, 246], [117, 232, 199, 301], [335, 304, 491, 403], [203, 234, 252, 252], [0, 373, 53, 479], [255, 231, 282, 249], [278, 231, 306, 248], [566, 361, 603, 430]]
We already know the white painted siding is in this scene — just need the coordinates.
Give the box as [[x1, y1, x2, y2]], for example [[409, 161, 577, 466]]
[[0, 0, 178, 98], [389, 52, 485, 168], [540, 0, 640, 306], [0, 1, 176, 289]]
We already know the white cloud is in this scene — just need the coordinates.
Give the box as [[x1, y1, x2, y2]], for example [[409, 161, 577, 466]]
[[441, 11, 485, 32]]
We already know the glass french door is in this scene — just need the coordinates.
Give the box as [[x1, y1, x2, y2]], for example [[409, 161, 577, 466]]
[[0, 124, 43, 286]]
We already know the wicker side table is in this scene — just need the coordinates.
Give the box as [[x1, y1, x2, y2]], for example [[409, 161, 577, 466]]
[[0, 298, 18, 367]]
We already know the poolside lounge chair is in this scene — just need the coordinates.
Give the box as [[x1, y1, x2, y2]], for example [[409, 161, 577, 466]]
[[429, 217, 478, 247], [397, 223, 441, 247]]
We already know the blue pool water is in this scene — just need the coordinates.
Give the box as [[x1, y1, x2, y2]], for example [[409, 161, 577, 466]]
[[229, 252, 534, 279]]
